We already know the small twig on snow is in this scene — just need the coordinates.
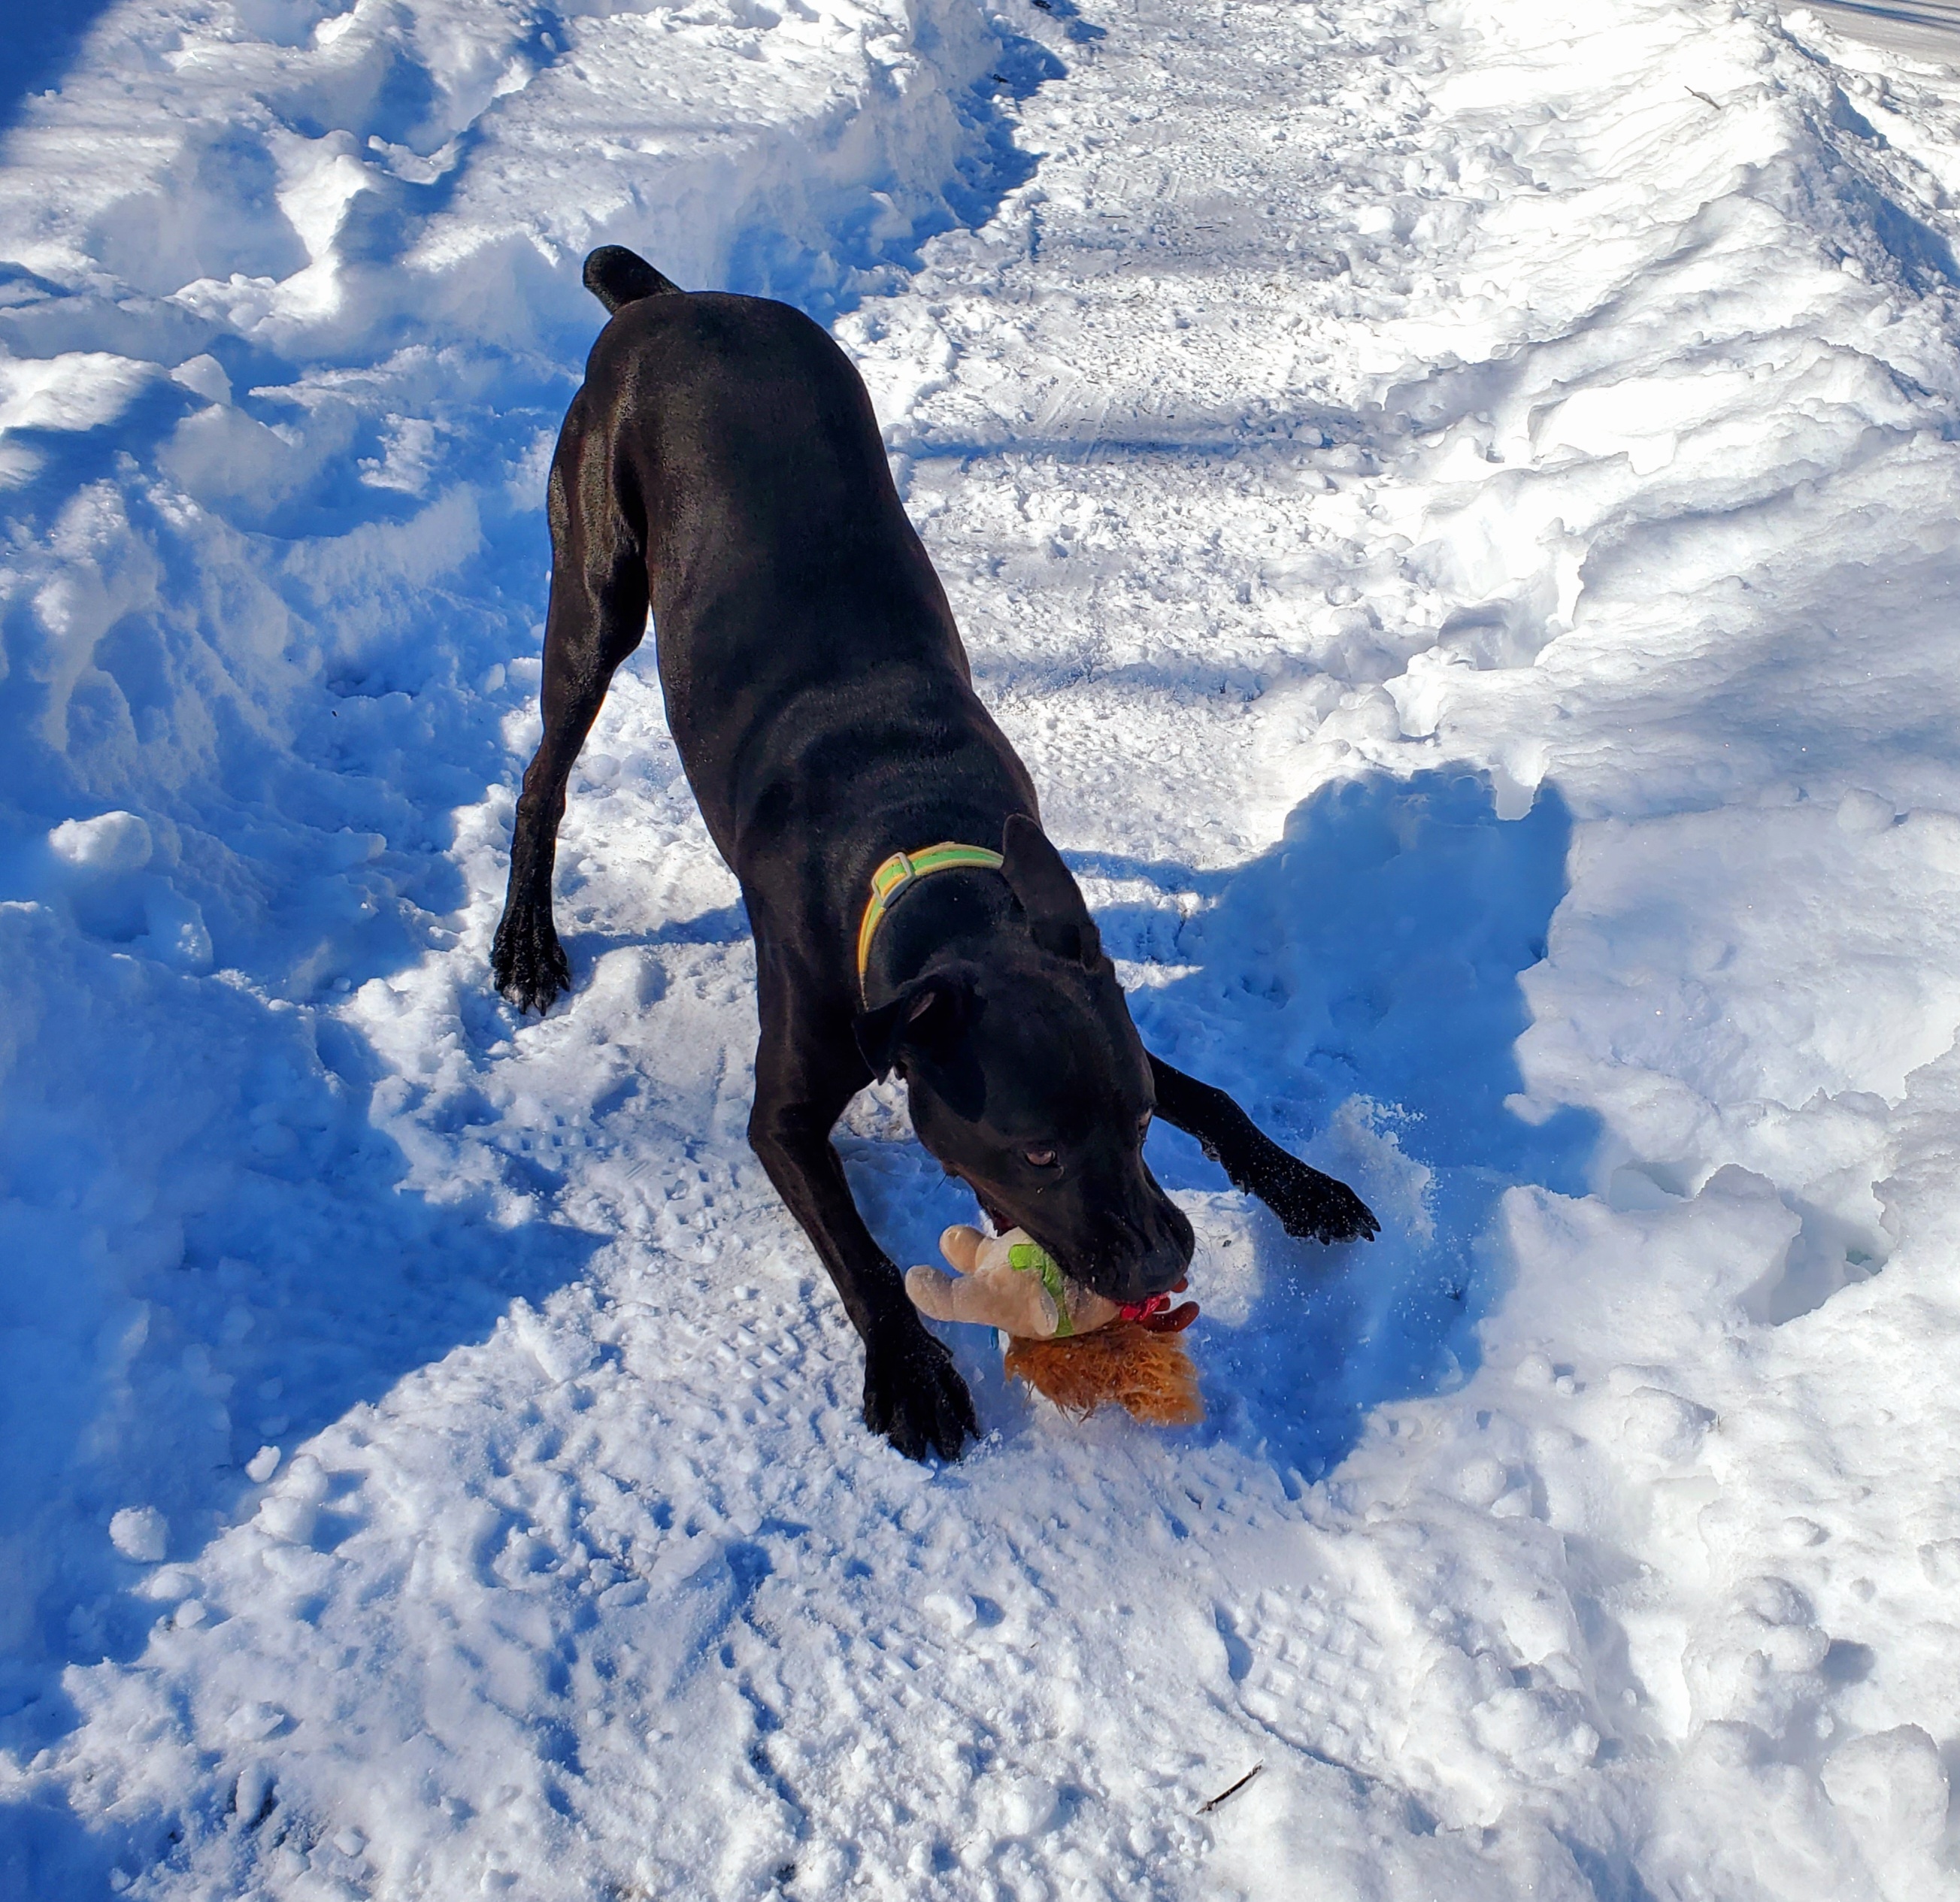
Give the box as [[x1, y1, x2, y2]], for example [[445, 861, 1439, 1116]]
[[1198, 1764, 1263, 1815]]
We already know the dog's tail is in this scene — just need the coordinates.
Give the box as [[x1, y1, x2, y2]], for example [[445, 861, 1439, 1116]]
[[583, 245, 683, 315]]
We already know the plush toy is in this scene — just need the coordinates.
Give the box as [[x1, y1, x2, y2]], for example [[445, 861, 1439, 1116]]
[[906, 1225, 1203, 1427]]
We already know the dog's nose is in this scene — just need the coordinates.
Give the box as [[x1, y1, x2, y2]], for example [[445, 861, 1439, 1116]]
[[1134, 1236, 1193, 1299], [1104, 1205, 1194, 1303]]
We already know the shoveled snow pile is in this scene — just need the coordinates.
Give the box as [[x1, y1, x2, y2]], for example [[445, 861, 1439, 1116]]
[[3, 0, 1959, 1895]]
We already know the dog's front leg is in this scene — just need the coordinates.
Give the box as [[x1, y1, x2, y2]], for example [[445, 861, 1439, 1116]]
[[1148, 1053, 1380, 1245], [748, 991, 979, 1461]]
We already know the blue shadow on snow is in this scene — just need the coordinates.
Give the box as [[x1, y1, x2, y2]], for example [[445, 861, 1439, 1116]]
[[1107, 769, 1598, 1476], [720, 30, 1060, 326], [0, 3, 117, 134]]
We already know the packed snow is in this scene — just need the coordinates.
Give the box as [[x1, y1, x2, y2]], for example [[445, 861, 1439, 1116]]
[[3, 0, 1959, 1895]]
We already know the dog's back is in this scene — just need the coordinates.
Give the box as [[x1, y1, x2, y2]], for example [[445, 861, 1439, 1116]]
[[574, 252, 934, 635], [559, 265, 1034, 907]]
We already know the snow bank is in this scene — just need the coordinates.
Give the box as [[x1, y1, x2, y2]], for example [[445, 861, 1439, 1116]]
[[5, 0, 1960, 1896]]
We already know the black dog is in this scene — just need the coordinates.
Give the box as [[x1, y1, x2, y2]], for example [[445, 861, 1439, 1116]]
[[492, 245, 1377, 1460]]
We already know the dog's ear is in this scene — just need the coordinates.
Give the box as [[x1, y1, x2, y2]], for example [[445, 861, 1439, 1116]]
[[853, 971, 974, 1081], [1000, 813, 1104, 968]]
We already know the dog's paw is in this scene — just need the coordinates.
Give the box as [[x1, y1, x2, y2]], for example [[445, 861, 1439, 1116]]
[[862, 1319, 979, 1463], [491, 905, 571, 1015], [1244, 1149, 1380, 1246]]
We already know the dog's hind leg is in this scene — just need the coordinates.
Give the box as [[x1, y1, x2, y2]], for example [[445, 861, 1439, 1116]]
[[1148, 1053, 1380, 1246], [746, 970, 979, 1462], [493, 415, 650, 1013]]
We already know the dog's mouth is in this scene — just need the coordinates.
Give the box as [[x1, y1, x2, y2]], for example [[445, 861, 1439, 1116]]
[[956, 1180, 1182, 1301], [955, 1180, 1057, 1262], [973, 1192, 1016, 1239]]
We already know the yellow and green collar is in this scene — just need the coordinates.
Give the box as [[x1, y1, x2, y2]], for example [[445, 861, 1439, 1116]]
[[855, 841, 1004, 1001]]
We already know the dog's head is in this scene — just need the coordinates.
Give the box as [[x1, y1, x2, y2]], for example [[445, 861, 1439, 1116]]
[[855, 815, 1195, 1304]]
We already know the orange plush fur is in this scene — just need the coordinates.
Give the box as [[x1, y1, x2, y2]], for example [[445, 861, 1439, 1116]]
[[1004, 1322, 1204, 1427]]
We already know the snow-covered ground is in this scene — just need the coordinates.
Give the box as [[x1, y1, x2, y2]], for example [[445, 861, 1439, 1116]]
[[1789, 0, 1960, 68], [4, 0, 1960, 1894]]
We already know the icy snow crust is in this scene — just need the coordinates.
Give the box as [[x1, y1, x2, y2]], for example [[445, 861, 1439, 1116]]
[[2, 0, 1959, 1894]]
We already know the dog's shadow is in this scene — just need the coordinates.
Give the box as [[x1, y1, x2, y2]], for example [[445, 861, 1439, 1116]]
[[1114, 768, 1596, 1475], [854, 768, 1598, 1476]]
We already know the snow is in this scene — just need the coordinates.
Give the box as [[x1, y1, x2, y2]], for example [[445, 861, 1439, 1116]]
[[2, 0, 1959, 1896], [1789, 0, 1960, 68]]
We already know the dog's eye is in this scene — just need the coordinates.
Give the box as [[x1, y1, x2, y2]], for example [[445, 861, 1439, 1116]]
[[1138, 1109, 1153, 1134], [1023, 1146, 1059, 1169]]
